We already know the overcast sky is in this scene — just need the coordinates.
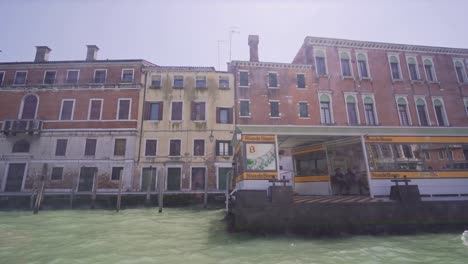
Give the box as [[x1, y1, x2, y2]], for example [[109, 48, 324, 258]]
[[1, 0, 467, 70]]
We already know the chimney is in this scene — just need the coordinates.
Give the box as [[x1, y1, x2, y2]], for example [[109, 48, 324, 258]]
[[34, 46, 52, 63], [248, 35, 259, 62], [86, 45, 99, 61]]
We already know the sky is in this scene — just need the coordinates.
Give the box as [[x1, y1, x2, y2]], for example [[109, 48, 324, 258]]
[[1, 0, 468, 70]]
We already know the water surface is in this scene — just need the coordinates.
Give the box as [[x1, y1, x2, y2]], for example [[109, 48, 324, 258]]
[[0, 209, 467, 264]]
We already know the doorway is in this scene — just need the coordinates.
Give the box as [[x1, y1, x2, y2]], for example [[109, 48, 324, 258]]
[[78, 167, 96, 192], [5, 163, 26, 192], [167, 167, 181, 191], [141, 167, 157, 191]]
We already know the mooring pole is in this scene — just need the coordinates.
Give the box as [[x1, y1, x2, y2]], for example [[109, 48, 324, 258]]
[[33, 175, 46, 214], [146, 166, 153, 206], [158, 168, 164, 213], [203, 172, 208, 208], [116, 169, 123, 212], [91, 168, 97, 209], [70, 175, 77, 209]]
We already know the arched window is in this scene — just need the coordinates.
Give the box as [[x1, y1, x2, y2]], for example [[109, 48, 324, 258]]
[[397, 98, 409, 126], [364, 97, 376, 125], [433, 99, 447, 126], [423, 59, 436, 82], [346, 95, 358, 125], [319, 94, 332, 124], [340, 52, 352, 77], [315, 50, 327, 76], [12, 139, 30, 153], [389, 56, 401, 80], [407, 57, 419, 80], [416, 98, 429, 126], [357, 53, 369, 78], [454, 60, 466, 83], [20, 94, 38, 119]]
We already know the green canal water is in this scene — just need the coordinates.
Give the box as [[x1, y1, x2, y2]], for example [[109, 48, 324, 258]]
[[0, 208, 467, 264]]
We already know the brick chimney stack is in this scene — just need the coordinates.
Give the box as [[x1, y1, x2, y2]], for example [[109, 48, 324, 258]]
[[86, 45, 99, 61], [34, 46, 52, 63], [248, 35, 259, 62]]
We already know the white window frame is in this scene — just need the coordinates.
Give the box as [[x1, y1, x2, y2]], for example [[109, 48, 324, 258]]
[[318, 91, 334, 124], [298, 101, 309, 119], [189, 166, 207, 191], [387, 53, 403, 81], [173, 75, 184, 88], [239, 99, 251, 118], [121, 68, 135, 83], [218, 75, 230, 89], [165, 166, 183, 191], [168, 138, 182, 157], [422, 56, 437, 82], [66, 69, 80, 84], [59, 99, 76, 120], [395, 95, 412, 126], [113, 138, 127, 157], [18, 93, 39, 119], [170, 100, 184, 122], [13, 71, 28, 86], [267, 72, 279, 89], [355, 51, 371, 79], [238, 70, 250, 87], [192, 138, 206, 157], [195, 75, 207, 88], [431, 96, 450, 126], [361, 93, 379, 125], [413, 96, 432, 126], [314, 47, 328, 76], [338, 49, 353, 78], [144, 138, 158, 157], [268, 100, 281, 118], [54, 138, 68, 157], [0, 71, 5, 86], [216, 163, 232, 190], [192, 100, 207, 122], [88, 98, 103, 120], [150, 74, 162, 88], [93, 69, 107, 83], [405, 55, 421, 81], [344, 92, 361, 125], [296, 73, 307, 89], [116, 98, 132, 120], [453, 58, 468, 84], [43, 70, 57, 85]]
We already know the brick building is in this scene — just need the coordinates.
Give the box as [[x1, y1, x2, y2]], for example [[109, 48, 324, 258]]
[[0, 46, 154, 193], [230, 35, 468, 199]]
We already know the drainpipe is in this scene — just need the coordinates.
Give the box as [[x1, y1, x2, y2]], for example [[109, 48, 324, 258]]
[[137, 70, 148, 164]]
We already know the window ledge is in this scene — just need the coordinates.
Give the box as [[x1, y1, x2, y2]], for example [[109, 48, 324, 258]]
[[391, 79, 403, 82], [170, 120, 183, 123], [145, 120, 161, 122], [168, 155, 181, 158], [239, 85, 250, 88], [149, 86, 161, 89], [268, 86, 279, 89], [342, 76, 354, 80], [193, 120, 206, 123], [196, 86, 207, 89], [299, 116, 310, 119], [359, 77, 372, 81], [219, 87, 230, 90], [320, 122, 336, 126], [296, 86, 307, 89], [239, 115, 251, 118], [410, 79, 424, 83], [269, 117, 281, 119], [317, 74, 329, 78]]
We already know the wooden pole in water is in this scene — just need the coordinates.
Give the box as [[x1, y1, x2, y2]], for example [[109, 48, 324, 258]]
[[70, 175, 77, 209], [91, 168, 97, 209], [116, 169, 123, 212], [30, 188, 37, 210], [158, 168, 164, 213], [203, 172, 208, 208], [145, 166, 153, 206]]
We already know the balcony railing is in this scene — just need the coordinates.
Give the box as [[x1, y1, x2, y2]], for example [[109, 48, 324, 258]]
[[1, 119, 42, 136]]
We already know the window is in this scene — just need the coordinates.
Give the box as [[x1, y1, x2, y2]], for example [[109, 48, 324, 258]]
[[216, 140, 232, 156], [454, 60, 466, 83], [173, 75, 184, 88], [416, 98, 429, 126], [216, 107, 233, 124], [196, 76, 207, 88], [150, 75, 161, 88], [240, 100, 250, 117], [397, 98, 410, 126], [346, 95, 359, 125], [94, 70, 106, 83], [218, 167, 231, 191], [43, 71, 56, 84], [191, 102, 206, 121], [464, 98, 468, 115], [114, 139, 126, 156], [191, 167, 206, 190], [340, 52, 352, 77], [60, 99, 75, 120], [219, 76, 229, 89], [381, 145, 392, 158], [20, 94, 38, 119], [141, 167, 157, 191], [447, 150, 453, 160], [0, 71, 5, 86], [50, 167, 64, 181], [12, 139, 30, 153], [118, 99, 131, 120], [171, 101, 183, 121], [364, 96, 377, 125], [111, 167, 123, 181], [433, 98, 447, 126], [407, 57, 419, 81], [423, 58, 436, 82], [14, 71, 27, 85], [402, 144, 413, 159], [268, 73, 278, 88], [239, 71, 249, 86], [193, 139, 205, 156], [438, 150, 445, 160], [121, 69, 134, 82], [298, 102, 308, 118], [88, 99, 103, 120], [319, 94, 332, 124], [296, 74, 306, 88], [315, 50, 327, 75], [424, 151, 431, 160], [269, 101, 280, 118], [169, 139, 181, 156], [389, 55, 401, 80], [357, 53, 370, 79], [145, 139, 157, 156], [66, 70, 79, 84], [167, 167, 181, 191], [84, 139, 97, 156], [144, 102, 163, 121], [55, 139, 68, 156]]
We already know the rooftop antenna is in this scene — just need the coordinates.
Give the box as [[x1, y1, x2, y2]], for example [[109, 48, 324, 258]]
[[217, 40, 226, 70], [229, 27, 240, 62]]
